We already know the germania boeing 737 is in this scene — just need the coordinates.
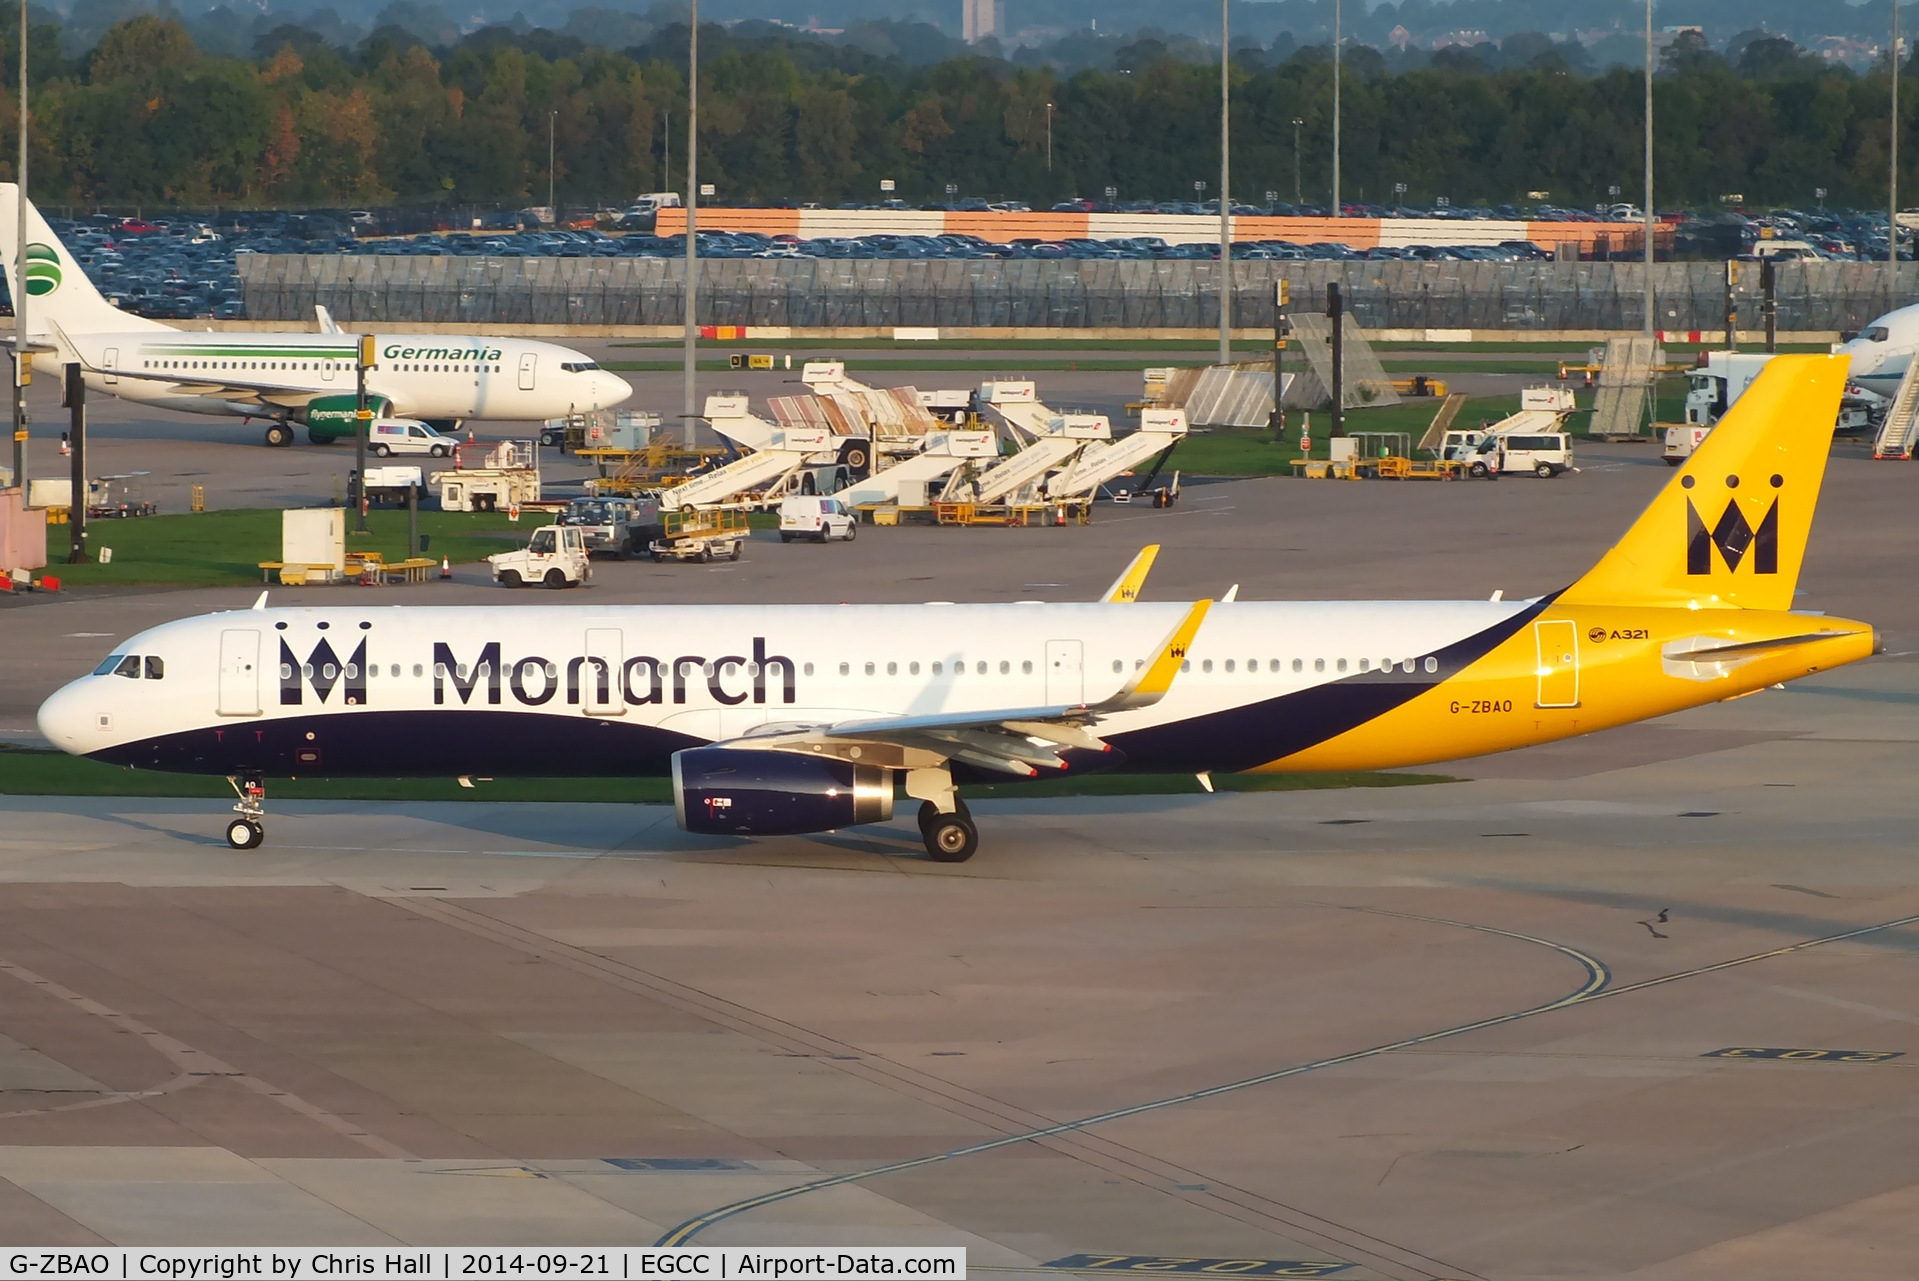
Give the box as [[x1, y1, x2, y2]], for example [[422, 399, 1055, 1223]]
[[0, 185, 632, 446], [36, 357, 1874, 862]]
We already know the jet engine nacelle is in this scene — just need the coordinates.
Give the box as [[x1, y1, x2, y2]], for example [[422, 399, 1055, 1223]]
[[301, 394, 394, 443], [671, 747, 894, 836]]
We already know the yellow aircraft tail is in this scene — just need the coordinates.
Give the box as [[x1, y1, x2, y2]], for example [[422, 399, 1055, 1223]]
[[1559, 353, 1847, 611]]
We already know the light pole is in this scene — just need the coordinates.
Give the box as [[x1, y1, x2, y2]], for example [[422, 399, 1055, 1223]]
[[11, 0, 27, 496], [1332, 0, 1341, 217], [683, 0, 699, 446], [1292, 117, 1303, 205], [1219, 0, 1231, 364], [1045, 101, 1053, 171], [1643, 0, 1654, 337], [1892, 0, 1901, 304], [547, 110, 557, 219]]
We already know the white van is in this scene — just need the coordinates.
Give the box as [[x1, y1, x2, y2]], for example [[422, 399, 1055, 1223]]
[[1492, 432, 1574, 477], [779, 496, 857, 543], [368, 419, 456, 458]]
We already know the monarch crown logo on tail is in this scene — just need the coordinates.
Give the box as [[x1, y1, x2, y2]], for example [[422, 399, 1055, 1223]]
[[1685, 477, 1781, 576]]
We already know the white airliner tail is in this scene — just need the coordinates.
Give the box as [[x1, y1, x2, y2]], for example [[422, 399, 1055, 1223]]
[[0, 184, 171, 351]]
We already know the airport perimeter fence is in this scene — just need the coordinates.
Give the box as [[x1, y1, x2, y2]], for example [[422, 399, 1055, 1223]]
[[238, 256, 1913, 333]]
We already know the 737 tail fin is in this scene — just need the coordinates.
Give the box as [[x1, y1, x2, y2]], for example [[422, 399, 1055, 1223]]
[[1560, 353, 1846, 611], [0, 184, 169, 349]]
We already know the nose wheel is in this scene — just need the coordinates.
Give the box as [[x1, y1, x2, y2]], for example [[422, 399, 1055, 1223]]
[[225, 773, 267, 850]]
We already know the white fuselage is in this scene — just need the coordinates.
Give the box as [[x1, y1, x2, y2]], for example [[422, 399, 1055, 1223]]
[[36, 600, 1533, 779], [64, 330, 632, 423], [1837, 304, 1919, 398]]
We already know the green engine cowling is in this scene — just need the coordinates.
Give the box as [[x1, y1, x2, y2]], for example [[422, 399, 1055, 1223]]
[[300, 394, 393, 444]]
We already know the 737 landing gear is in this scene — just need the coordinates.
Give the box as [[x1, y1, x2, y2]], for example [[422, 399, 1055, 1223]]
[[918, 799, 978, 863], [225, 773, 266, 849]]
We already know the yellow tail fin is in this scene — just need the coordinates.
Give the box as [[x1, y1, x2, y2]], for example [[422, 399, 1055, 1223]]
[[1560, 353, 1846, 611]]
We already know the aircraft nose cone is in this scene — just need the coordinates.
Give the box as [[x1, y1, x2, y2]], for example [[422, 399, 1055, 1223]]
[[36, 679, 95, 756], [598, 372, 633, 409]]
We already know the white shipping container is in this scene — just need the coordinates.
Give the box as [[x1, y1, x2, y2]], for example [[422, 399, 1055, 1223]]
[[283, 508, 345, 573]]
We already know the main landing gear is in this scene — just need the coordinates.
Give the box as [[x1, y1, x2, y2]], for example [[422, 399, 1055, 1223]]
[[225, 773, 266, 849], [906, 766, 977, 863], [918, 799, 978, 863]]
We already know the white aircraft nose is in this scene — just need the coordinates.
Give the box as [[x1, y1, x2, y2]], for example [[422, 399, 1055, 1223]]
[[36, 678, 97, 756], [596, 372, 633, 409]]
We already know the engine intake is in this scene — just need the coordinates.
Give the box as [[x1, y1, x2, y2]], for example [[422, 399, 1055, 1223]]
[[672, 747, 894, 836]]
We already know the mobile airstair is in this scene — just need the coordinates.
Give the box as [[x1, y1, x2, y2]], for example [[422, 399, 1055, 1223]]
[[1873, 360, 1919, 459], [1047, 409, 1190, 499]]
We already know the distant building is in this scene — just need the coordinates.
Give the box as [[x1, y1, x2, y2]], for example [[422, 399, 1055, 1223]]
[[1388, 24, 1413, 51], [963, 0, 999, 43]]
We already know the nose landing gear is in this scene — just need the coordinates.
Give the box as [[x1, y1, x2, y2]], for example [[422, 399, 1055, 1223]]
[[225, 773, 266, 849]]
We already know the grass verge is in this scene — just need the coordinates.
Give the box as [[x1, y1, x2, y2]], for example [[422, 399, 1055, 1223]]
[[0, 744, 1452, 803], [41, 508, 532, 589]]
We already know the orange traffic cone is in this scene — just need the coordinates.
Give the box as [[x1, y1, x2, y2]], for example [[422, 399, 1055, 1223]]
[[440, 557, 451, 580], [466, 426, 476, 444]]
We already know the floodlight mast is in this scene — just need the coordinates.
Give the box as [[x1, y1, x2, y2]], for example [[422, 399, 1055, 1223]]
[[683, 0, 699, 447], [1643, 0, 1655, 337], [1219, 0, 1231, 365], [11, 0, 28, 493]]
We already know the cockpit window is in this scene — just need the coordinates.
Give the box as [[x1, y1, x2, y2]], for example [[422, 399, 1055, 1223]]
[[1866, 326, 1890, 342], [559, 361, 601, 373], [111, 655, 140, 679], [94, 653, 129, 676], [144, 656, 165, 680]]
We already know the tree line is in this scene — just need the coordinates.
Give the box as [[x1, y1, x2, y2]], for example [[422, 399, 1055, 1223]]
[[1, 12, 1912, 214]]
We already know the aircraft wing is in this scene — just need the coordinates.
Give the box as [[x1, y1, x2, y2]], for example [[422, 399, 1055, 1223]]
[[87, 365, 337, 410], [725, 600, 1210, 777]]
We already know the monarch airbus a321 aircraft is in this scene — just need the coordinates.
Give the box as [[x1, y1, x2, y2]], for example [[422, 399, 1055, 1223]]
[[37, 357, 1876, 861], [0, 185, 633, 446]]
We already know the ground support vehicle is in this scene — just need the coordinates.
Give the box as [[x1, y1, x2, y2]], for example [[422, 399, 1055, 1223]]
[[779, 496, 857, 542], [1465, 431, 1575, 477], [558, 495, 664, 559], [85, 474, 158, 517], [367, 419, 457, 457], [489, 523, 590, 589], [649, 508, 748, 562], [347, 465, 429, 508], [581, 442, 731, 495], [439, 440, 541, 512], [1663, 423, 1712, 466]]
